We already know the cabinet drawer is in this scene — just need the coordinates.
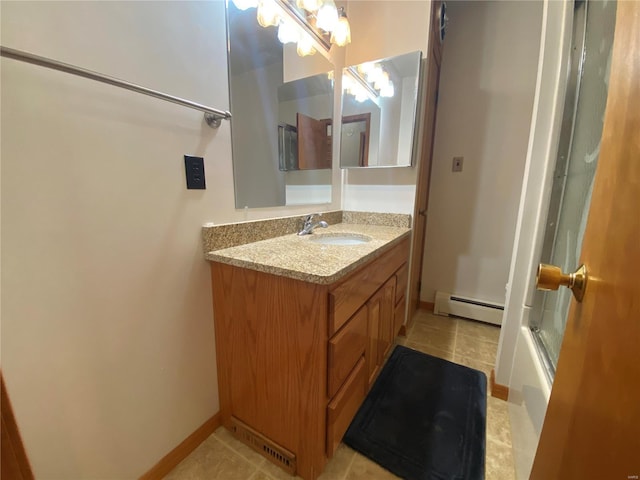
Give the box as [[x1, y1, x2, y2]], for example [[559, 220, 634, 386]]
[[395, 263, 408, 305], [328, 306, 368, 398], [326, 356, 366, 458], [329, 236, 410, 336]]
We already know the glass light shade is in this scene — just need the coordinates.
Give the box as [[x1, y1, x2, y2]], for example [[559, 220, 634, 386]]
[[380, 81, 395, 98], [354, 87, 368, 103], [257, 0, 280, 27], [366, 65, 384, 84], [232, 0, 258, 10], [331, 14, 351, 46], [297, 35, 317, 55], [296, 0, 323, 12], [278, 19, 300, 44], [374, 71, 390, 90], [316, 0, 338, 32], [342, 74, 354, 93], [358, 62, 375, 76]]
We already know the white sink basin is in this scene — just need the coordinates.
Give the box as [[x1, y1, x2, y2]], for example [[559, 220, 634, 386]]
[[308, 234, 372, 246]]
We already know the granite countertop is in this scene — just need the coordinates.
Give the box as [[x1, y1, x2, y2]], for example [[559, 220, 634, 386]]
[[205, 223, 411, 285]]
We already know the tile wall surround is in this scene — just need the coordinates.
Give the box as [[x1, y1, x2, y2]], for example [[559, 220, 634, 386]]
[[201, 211, 412, 253]]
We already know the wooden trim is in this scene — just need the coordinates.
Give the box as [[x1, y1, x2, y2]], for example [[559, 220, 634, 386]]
[[1, 373, 35, 480], [408, 40, 442, 320], [490, 369, 509, 401], [419, 301, 435, 312], [342, 113, 371, 167], [402, 301, 435, 335], [139, 412, 221, 480]]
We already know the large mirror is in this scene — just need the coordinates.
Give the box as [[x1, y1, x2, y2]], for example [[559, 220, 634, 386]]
[[227, 1, 334, 208], [340, 51, 422, 168]]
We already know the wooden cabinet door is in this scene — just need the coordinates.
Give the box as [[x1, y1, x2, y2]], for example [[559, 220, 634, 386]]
[[366, 291, 381, 387], [377, 278, 396, 364], [366, 277, 397, 388], [297, 112, 330, 170]]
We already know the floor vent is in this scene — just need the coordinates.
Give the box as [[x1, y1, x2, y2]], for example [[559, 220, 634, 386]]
[[229, 416, 297, 475], [434, 291, 504, 326]]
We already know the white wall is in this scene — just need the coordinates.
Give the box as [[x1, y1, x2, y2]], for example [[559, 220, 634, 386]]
[[420, 1, 542, 305], [342, 0, 431, 214], [0, 2, 340, 479]]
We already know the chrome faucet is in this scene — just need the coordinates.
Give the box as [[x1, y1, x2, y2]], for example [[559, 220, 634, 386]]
[[298, 213, 329, 235]]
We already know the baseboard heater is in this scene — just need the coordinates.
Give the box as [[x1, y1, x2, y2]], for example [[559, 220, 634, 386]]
[[434, 291, 504, 326]]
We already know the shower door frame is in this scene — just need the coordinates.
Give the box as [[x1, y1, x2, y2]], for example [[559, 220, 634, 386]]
[[528, 0, 588, 380]]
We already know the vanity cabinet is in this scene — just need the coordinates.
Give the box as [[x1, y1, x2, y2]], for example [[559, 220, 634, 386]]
[[209, 235, 410, 480]]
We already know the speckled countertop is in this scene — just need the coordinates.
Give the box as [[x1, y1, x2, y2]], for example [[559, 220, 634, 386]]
[[205, 221, 411, 285]]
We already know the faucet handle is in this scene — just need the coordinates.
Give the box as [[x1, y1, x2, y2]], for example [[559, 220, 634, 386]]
[[302, 213, 319, 225]]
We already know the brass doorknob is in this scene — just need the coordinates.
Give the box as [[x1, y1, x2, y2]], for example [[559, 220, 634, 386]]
[[536, 264, 588, 302]]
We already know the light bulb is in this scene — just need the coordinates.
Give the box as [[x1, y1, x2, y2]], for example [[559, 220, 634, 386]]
[[278, 19, 300, 44], [297, 34, 317, 56], [257, 0, 280, 27], [232, 0, 258, 10], [331, 12, 351, 46], [316, 0, 338, 32], [296, 0, 323, 12]]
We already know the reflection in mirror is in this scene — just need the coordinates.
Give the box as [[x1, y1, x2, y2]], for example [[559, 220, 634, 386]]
[[340, 51, 422, 168], [278, 73, 333, 171], [227, 1, 334, 208], [341, 113, 371, 167]]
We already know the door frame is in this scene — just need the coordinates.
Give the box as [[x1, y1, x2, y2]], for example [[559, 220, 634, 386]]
[[1, 373, 35, 480], [407, 0, 443, 321]]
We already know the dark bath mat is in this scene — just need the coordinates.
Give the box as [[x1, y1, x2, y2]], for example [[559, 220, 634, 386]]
[[344, 345, 487, 480]]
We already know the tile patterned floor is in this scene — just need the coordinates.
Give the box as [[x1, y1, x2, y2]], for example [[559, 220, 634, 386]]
[[165, 310, 516, 480]]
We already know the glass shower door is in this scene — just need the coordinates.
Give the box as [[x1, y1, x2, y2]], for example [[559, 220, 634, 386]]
[[530, 0, 617, 375]]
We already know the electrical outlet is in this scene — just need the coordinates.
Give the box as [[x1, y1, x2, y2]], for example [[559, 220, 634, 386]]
[[184, 155, 206, 189], [452, 156, 464, 172]]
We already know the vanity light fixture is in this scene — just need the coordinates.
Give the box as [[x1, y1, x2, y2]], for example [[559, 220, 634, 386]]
[[297, 0, 322, 11], [341, 64, 394, 103], [232, 0, 351, 57], [257, 0, 280, 27], [296, 34, 317, 56], [331, 8, 351, 47], [316, 0, 339, 32], [278, 17, 300, 44], [344, 67, 378, 103]]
